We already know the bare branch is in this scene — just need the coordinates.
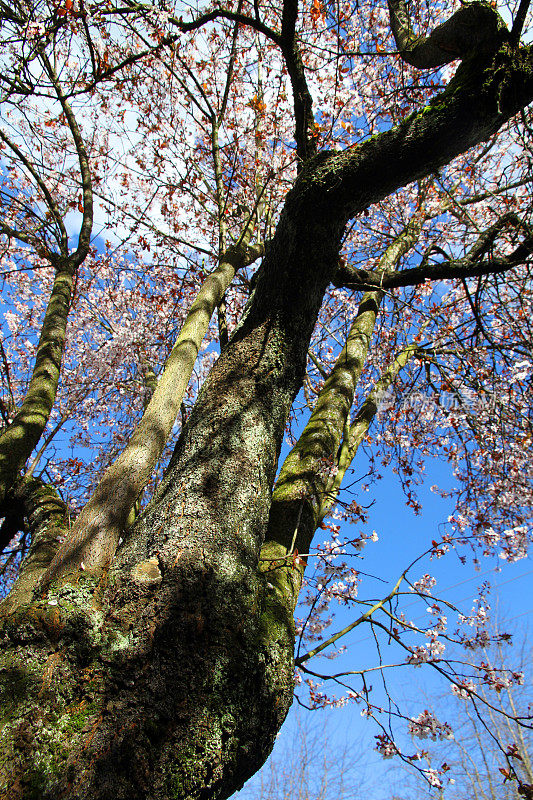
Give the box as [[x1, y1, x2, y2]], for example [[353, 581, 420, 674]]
[[280, 0, 317, 165], [295, 570, 407, 665], [41, 55, 93, 268], [112, 1, 281, 46], [511, 0, 532, 42], [388, 0, 508, 69], [0, 129, 68, 256], [334, 215, 533, 290]]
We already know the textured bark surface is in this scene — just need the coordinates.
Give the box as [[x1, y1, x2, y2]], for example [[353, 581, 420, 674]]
[[0, 478, 68, 614], [387, 0, 507, 69], [42, 238, 260, 588], [265, 220, 422, 563], [0, 562, 296, 800]]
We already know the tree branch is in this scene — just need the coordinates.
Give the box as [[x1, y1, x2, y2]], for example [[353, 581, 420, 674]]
[[0, 265, 76, 508], [334, 215, 533, 290], [41, 55, 93, 269], [111, 1, 282, 46], [280, 0, 317, 165], [511, 0, 532, 42], [0, 477, 68, 614], [0, 129, 68, 255], [295, 570, 407, 665], [388, 0, 508, 69], [288, 42, 533, 223], [40, 224, 261, 586]]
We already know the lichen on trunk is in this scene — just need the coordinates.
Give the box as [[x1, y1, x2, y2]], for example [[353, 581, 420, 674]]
[[0, 554, 295, 800]]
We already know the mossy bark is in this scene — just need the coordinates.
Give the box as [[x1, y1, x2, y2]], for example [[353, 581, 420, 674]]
[[42, 236, 260, 588], [0, 478, 68, 614], [0, 566, 295, 800], [265, 219, 422, 562], [0, 264, 76, 508]]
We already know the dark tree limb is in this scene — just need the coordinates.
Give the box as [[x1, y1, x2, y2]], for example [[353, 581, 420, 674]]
[[289, 43, 533, 225], [124, 1, 283, 46], [511, 0, 532, 42], [334, 214, 533, 290], [0, 492, 25, 555], [388, 0, 509, 69], [334, 248, 532, 290], [0, 477, 68, 614], [280, 0, 317, 165]]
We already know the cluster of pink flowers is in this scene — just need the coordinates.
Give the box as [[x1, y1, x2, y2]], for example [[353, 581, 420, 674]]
[[374, 734, 398, 759], [450, 679, 477, 699], [408, 710, 453, 741], [406, 639, 445, 666], [411, 574, 437, 595]]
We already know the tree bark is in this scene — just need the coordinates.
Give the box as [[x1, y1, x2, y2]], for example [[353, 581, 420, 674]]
[[0, 478, 67, 614], [41, 236, 262, 589], [0, 201, 343, 800]]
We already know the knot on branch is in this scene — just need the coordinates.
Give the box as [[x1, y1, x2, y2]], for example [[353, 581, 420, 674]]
[[388, 0, 509, 69]]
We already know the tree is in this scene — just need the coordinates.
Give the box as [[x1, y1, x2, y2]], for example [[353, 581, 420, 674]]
[[238, 632, 532, 800], [386, 628, 533, 799], [236, 707, 367, 800], [0, 0, 532, 797]]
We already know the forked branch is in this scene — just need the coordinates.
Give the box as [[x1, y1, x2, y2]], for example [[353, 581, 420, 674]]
[[388, 0, 508, 69]]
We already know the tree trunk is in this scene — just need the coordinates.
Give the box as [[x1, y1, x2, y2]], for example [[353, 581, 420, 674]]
[[0, 200, 343, 800]]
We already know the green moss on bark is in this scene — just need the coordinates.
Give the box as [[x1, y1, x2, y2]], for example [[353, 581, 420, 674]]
[[0, 562, 296, 800]]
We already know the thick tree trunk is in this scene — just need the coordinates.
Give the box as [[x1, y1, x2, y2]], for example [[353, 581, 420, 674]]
[[0, 201, 343, 800]]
